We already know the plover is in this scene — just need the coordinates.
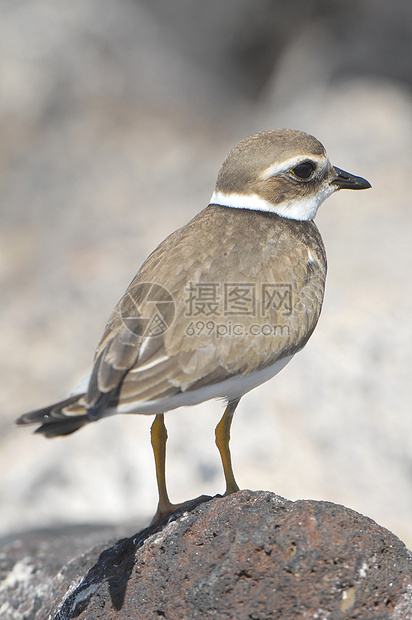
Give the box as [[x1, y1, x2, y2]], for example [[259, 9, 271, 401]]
[[16, 129, 371, 521]]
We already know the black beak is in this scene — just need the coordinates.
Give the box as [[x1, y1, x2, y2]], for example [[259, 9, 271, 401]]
[[332, 167, 371, 190]]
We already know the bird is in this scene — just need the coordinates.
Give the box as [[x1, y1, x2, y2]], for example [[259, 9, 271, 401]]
[[16, 129, 371, 522]]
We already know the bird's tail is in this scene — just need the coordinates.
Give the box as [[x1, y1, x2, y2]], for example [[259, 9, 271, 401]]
[[16, 395, 90, 438]]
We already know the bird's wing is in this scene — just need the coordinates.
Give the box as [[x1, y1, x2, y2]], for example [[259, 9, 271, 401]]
[[87, 206, 326, 411]]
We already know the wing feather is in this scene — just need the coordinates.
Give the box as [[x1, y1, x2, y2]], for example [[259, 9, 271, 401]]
[[87, 206, 326, 411]]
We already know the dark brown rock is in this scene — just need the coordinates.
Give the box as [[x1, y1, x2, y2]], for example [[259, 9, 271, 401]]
[[0, 522, 141, 620], [1, 491, 412, 619]]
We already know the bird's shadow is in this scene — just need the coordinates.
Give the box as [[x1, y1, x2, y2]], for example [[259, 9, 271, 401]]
[[52, 495, 214, 619]]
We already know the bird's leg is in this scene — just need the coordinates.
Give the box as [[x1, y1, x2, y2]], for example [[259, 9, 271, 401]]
[[150, 413, 183, 523], [215, 398, 241, 496]]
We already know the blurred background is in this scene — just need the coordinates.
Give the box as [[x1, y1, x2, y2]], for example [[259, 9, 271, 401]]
[[1, 0, 412, 546]]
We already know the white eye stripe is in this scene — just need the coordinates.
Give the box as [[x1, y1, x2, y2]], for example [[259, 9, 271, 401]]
[[259, 155, 328, 181]]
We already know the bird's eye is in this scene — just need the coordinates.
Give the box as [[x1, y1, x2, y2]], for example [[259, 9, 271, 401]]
[[291, 161, 316, 180]]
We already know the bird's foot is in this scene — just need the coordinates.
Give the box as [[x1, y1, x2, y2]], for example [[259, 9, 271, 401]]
[[150, 500, 186, 524], [150, 494, 216, 524]]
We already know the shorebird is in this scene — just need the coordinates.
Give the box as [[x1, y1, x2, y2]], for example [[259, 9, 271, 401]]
[[16, 129, 371, 521]]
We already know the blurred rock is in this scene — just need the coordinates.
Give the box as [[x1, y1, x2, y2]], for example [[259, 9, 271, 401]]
[[1, 491, 412, 619]]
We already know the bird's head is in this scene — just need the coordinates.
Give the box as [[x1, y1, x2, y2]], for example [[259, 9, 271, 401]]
[[210, 129, 371, 221]]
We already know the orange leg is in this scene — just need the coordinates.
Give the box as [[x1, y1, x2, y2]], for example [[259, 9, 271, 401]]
[[150, 413, 184, 523], [215, 398, 241, 495]]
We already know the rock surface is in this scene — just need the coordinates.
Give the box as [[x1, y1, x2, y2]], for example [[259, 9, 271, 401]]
[[1, 491, 412, 619]]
